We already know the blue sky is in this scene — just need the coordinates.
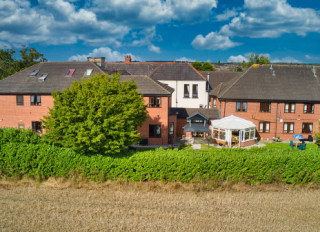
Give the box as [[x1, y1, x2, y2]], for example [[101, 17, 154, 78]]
[[1, 0, 320, 63]]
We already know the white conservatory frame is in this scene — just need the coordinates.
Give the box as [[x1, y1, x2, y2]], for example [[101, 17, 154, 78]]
[[211, 115, 256, 147]]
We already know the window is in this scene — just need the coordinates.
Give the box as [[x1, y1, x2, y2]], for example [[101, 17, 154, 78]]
[[38, 73, 48, 82], [236, 102, 247, 112], [30, 95, 41, 106], [192, 84, 198, 98], [212, 128, 225, 140], [149, 97, 161, 107], [32, 121, 42, 133], [302, 123, 313, 133], [242, 128, 255, 141], [29, 70, 39, 77], [66, 69, 75, 77], [284, 103, 295, 113], [260, 102, 271, 112], [184, 84, 190, 98], [304, 103, 314, 114], [16, 95, 24, 105], [283, 122, 294, 133], [84, 69, 93, 77], [149, 125, 161, 138], [169, 122, 174, 135], [213, 99, 217, 108], [259, 122, 270, 133]]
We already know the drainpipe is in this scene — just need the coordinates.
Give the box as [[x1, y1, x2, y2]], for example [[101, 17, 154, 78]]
[[224, 101, 227, 117], [175, 80, 178, 107], [275, 102, 279, 138]]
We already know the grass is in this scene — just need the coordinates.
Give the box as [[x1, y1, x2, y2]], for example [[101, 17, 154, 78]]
[[0, 180, 320, 231]]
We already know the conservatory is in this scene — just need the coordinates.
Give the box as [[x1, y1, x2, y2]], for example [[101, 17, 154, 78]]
[[211, 115, 256, 147]]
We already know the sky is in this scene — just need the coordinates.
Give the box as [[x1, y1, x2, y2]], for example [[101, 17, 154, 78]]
[[0, 0, 320, 63]]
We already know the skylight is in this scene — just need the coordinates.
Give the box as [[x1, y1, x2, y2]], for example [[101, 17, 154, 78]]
[[84, 69, 93, 77], [29, 70, 39, 77], [38, 73, 48, 82], [66, 69, 75, 77]]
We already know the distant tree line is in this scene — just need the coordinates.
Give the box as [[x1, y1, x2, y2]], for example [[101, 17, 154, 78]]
[[192, 61, 216, 71], [242, 53, 270, 67], [0, 47, 47, 80]]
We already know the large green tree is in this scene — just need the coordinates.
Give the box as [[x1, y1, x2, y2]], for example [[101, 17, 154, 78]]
[[0, 47, 47, 80], [43, 74, 147, 155]]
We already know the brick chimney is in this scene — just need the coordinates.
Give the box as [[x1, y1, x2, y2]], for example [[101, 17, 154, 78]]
[[125, 55, 131, 63], [87, 57, 105, 67]]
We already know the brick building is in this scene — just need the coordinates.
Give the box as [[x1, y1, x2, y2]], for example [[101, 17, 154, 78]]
[[209, 64, 320, 141]]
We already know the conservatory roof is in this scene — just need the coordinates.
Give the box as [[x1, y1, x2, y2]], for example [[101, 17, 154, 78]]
[[211, 115, 256, 130]]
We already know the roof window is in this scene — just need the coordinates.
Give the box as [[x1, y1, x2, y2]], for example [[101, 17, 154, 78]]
[[38, 73, 48, 82], [66, 69, 75, 77], [29, 70, 39, 77], [84, 69, 93, 77]]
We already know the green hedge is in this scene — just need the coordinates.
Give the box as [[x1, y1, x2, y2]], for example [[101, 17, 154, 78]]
[[1, 142, 320, 184], [0, 128, 43, 145]]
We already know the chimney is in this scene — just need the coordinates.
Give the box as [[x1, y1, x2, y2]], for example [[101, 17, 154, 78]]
[[125, 55, 131, 63], [87, 57, 105, 67]]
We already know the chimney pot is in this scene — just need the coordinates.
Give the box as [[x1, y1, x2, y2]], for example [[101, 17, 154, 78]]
[[125, 55, 131, 63]]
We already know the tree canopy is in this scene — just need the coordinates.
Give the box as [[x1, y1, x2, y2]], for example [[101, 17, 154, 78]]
[[242, 53, 270, 67], [43, 73, 147, 155], [0, 47, 47, 80], [192, 61, 216, 71]]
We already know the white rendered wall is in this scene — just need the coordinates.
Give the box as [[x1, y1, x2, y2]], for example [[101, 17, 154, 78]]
[[159, 80, 209, 108]]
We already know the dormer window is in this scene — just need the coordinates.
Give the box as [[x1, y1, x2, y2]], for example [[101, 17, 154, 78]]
[[38, 73, 48, 82], [84, 69, 93, 77], [29, 70, 39, 77], [66, 69, 75, 77]]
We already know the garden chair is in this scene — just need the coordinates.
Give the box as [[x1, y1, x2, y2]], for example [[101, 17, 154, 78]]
[[298, 142, 306, 150], [289, 141, 294, 149]]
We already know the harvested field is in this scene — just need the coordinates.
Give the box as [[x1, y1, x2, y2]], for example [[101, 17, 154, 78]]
[[0, 179, 320, 232]]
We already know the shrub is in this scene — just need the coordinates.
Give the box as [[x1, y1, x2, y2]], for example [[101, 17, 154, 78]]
[[1, 142, 320, 185]]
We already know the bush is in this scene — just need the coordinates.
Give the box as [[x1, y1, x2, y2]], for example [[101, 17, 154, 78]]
[[0, 128, 43, 146], [1, 142, 320, 185]]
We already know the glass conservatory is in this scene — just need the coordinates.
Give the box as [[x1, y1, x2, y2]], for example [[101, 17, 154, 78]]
[[211, 115, 256, 147]]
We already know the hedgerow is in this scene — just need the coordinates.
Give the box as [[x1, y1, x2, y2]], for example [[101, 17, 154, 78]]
[[1, 142, 320, 185]]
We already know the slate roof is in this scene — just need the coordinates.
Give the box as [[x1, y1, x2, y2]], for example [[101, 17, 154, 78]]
[[200, 71, 242, 95], [219, 65, 320, 102], [103, 62, 161, 75], [0, 62, 103, 95], [120, 75, 174, 96], [169, 107, 220, 119], [150, 63, 206, 81]]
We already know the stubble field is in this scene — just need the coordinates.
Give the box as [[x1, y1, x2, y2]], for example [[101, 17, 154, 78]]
[[1, 179, 320, 232]]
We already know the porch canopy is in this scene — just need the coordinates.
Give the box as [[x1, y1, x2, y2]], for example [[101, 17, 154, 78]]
[[211, 115, 256, 147]]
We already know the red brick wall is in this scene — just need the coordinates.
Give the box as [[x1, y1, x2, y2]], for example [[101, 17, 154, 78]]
[[215, 99, 319, 141], [0, 95, 53, 131], [137, 96, 170, 145], [177, 118, 187, 137], [0, 94, 173, 145]]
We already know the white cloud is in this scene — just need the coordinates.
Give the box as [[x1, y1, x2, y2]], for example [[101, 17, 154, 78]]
[[216, 9, 238, 21], [175, 57, 195, 62], [220, 0, 320, 38], [227, 55, 248, 63], [271, 56, 301, 63], [0, 0, 130, 47], [148, 44, 161, 53], [192, 32, 241, 50], [68, 47, 142, 62], [89, 0, 217, 26]]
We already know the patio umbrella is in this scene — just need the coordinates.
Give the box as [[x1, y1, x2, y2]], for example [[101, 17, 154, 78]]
[[292, 134, 304, 140]]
